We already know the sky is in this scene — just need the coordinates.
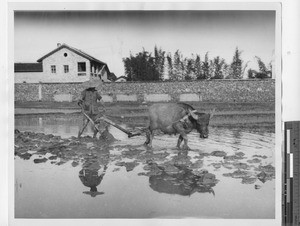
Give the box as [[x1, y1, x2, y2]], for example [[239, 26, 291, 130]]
[[14, 10, 276, 77]]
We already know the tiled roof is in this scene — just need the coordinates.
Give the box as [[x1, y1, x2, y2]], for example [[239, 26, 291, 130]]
[[37, 44, 108, 67], [14, 63, 43, 72]]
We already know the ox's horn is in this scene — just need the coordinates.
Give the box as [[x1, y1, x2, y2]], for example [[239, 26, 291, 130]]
[[188, 109, 198, 120]]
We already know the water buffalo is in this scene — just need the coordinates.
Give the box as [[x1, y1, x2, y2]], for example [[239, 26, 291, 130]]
[[144, 103, 212, 150]]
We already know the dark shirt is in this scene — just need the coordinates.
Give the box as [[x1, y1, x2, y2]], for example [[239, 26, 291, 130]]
[[80, 89, 102, 115]]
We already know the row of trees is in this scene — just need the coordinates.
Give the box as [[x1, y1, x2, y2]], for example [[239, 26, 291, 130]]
[[122, 46, 273, 81], [123, 46, 166, 81]]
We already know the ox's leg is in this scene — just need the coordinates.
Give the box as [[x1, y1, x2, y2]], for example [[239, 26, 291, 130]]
[[177, 135, 184, 149], [180, 133, 190, 150], [144, 128, 150, 145], [144, 127, 154, 147], [173, 122, 190, 150]]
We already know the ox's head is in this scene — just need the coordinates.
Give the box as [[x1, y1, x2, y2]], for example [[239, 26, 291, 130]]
[[189, 109, 214, 139]]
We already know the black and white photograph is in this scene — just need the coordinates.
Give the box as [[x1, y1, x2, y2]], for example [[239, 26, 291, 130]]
[[8, 2, 283, 225]]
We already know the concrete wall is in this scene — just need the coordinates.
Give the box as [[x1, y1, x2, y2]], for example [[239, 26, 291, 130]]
[[15, 83, 40, 101], [179, 93, 201, 102], [116, 94, 138, 102], [14, 79, 275, 103], [144, 94, 171, 102]]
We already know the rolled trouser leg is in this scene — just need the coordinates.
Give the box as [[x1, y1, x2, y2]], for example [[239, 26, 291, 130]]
[[78, 117, 89, 138], [91, 114, 100, 138]]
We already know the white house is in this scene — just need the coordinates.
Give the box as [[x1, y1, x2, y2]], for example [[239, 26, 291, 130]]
[[15, 43, 111, 83]]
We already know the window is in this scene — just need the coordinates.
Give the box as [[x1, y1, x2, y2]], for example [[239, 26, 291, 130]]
[[64, 65, 69, 73], [51, 65, 56, 73], [77, 62, 86, 76], [77, 62, 86, 72]]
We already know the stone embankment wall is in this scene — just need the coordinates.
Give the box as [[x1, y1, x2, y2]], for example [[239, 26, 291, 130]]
[[15, 79, 275, 103]]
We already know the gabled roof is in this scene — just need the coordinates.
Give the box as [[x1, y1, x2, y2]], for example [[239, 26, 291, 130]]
[[37, 43, 107, 66], [115, 76, 128, 81], [15, 63, 43, 72], [108, 72, 117, 81]]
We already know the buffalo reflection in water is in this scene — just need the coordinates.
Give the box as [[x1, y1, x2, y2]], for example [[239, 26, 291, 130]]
[[147, 152, 217, 197], [149, 168, 216, 196]]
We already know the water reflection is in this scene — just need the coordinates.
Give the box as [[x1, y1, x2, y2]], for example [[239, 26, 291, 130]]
[[16, 127, 219, 198], [149, 168, 216, 196], [15, 115, 95, 137], [149, 169, 215, 196], [142, 152, 218, 196], [14, 115, 275, 218], [79, 167, 107, 197], [78, 150, 109, 197], [232, 129, 242, 146]]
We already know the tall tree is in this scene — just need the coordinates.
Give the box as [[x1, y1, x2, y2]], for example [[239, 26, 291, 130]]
[[201, 52, 210, 79], [123, 49, 160, 81], [184, 58, 196, 80], [194, 54, 202, 80], [211, 56, 225, 79], [154, 45, 166, 81], [221, 62, 230, 79], [173, 50, 184, 80], [247, 56, 272, 79], [255, 56, 270, 75], [229, 47, 243, 79], [166, 53, 174, 81]]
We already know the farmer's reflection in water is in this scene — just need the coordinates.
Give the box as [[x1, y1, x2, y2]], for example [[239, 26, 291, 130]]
[[78, 148, 110, 197], [79, 165, 107, 197], [146, 152, 218, 196]]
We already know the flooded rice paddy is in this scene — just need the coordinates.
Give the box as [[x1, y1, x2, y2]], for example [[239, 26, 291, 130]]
[[14, 114, 275, 219]]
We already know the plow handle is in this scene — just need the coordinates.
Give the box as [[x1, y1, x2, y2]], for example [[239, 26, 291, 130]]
[[78, 103, 141, 138], [100, 117, 141, 138], [79, 103, 100, 132]]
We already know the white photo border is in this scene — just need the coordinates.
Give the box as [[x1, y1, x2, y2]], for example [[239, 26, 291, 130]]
[[7, 2, 282, 226]]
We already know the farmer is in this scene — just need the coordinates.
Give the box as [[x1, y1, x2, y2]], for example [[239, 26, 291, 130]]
[[77, 80, 106, 138]]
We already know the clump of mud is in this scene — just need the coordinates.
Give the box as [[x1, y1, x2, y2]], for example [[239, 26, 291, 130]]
[[14, 130, 114, 167], [208, 149, 274, 187]]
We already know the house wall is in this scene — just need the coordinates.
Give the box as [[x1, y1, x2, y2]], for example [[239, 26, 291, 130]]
[[102, 70, 109, 82], [91, 63, 109, 82], [14, 65, 110, 83], [14, 48, 106, 83], [14, 72, 44, 83], [15, 47, 111, 83], [14, 79, 275, 103], [41, 48, 92, 83]]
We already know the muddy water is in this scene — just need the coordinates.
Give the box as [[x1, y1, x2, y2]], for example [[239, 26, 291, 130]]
[[15, 115, 275, 219]]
